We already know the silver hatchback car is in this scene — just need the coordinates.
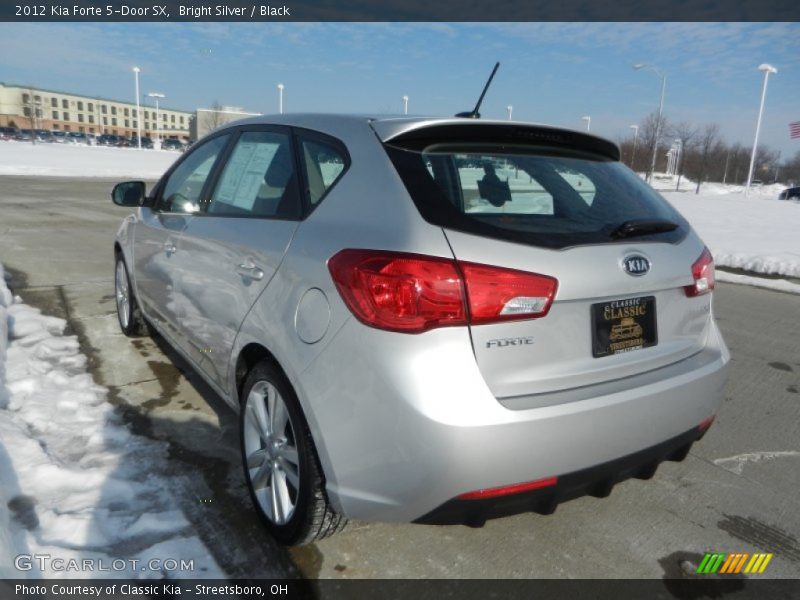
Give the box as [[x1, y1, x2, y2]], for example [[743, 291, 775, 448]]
[[111, 114, 729, 545]]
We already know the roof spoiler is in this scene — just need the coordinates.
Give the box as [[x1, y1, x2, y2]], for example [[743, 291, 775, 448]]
[[381, 122, 621, 162]]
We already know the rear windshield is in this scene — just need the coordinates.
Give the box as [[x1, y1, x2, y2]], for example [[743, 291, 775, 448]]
[[384, 142, 688, 249]]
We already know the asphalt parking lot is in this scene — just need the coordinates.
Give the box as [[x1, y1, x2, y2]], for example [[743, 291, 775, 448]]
[[0, 175, 798, 581]]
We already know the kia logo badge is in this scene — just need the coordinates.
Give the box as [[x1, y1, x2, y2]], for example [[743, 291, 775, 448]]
[[623, 255, 651, 276]]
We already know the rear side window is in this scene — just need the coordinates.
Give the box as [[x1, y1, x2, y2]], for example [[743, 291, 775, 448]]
[[385, 143, 687, 249], [298, 135, 348, 207]]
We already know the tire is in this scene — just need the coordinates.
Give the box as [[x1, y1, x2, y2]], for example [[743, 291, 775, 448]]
[[114, 255, 148, 337], [240, 360, 346, 545]]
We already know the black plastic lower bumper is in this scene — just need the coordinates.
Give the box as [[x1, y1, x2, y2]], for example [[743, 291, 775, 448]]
[[415, 424, 708, 527]]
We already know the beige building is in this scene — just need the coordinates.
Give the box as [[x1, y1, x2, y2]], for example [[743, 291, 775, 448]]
[[0, 82, 193, 140]]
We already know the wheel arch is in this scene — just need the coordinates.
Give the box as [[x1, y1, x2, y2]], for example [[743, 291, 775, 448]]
[[113, 241, 138, 306], [234, 342, 289, 406], [233, 341, 341, 512]]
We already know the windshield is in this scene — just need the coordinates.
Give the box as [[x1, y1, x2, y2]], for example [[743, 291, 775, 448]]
[[384, 143, 688, 249]]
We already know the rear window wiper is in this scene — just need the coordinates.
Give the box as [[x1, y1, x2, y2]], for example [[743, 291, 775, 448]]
[[610, 219, 678, 239]]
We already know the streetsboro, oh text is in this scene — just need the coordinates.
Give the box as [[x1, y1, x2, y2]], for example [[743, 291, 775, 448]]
[[15, 584, 282, 597]]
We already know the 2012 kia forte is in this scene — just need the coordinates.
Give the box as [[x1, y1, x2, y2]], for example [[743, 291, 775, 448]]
[[111, 114, 729, 545]]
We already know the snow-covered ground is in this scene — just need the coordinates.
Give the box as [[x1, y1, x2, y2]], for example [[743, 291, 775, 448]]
[[0, 265, 223, 578], [1, 142, 798, 292], [0, 140, 179, 179], [652, 175, 800, 293], [663, 188, 799, 279]]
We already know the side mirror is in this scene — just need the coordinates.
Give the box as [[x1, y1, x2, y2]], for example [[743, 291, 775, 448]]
[[112, 181, 146, 207]]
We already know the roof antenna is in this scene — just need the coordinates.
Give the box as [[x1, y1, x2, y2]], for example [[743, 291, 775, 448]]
[[456, 62, 500, 119]]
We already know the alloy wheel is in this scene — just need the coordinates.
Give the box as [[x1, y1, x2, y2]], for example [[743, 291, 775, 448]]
[[243, 380, 301, 525], [115, 260, 130, 329]]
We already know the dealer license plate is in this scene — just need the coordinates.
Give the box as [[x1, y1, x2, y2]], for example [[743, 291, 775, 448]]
[[591, 296, 657, 358]]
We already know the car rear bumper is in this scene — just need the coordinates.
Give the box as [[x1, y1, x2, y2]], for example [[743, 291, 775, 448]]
[[415, 421, 711, 526], [298, 318, 729, 523]]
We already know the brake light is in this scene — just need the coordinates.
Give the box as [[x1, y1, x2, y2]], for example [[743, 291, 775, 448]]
[[457, 476, 558, 500], [685, 247, 715, 297], [328, 250, 558, 333], [328, 250, 467, 333]]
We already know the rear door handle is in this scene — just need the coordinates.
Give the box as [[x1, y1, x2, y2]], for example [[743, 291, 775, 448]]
[[236, 262, 264, 281]]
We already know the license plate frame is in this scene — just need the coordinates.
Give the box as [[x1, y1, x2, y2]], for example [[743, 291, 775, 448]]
[[591, 296, 657, 358]]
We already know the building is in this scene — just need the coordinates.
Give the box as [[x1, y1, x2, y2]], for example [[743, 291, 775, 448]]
[[0, 82, 193, 141], [191, 106, 262, 140]]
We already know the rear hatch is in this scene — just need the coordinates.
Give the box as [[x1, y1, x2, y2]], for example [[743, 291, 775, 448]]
[[378, 121, 714, 400]]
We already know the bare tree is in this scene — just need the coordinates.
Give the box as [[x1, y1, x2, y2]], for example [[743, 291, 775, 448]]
[[724, 143, 751, 185], [754, 145, 781, 183], [668, 121, 699, 191], [780, 150, 800, 185], [617, 131, 642, 171], [639, 110, 669, 180], [685, 124, 722, 194], [616, 135, 633, 168], [22, 86, 43, 145], [203, 101, 225, 132]]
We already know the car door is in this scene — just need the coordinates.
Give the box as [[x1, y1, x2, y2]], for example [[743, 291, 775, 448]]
[[133, 133, 231, 344], [174, 127, 303, 388]]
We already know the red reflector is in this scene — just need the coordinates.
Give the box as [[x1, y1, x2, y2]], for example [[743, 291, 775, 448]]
[[457, 476, 558, 500], [685, 247, 715, 297], [698, 415, 715, 431]]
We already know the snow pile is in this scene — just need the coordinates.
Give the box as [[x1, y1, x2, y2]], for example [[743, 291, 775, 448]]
[[0, 270, 11, 405], [0, 141, 179, 179], [0, 267, 14, 576], [630, 173, 800, 292], [649, 173, 786, 199], [663, 191, 800, 280], [0, 264, 223, 578]]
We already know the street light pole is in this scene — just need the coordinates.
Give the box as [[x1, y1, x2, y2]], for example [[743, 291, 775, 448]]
[[507, 105, 513, 120], [745, 63, 777, 197], [581, 116, 591, 132], [629, 124, 639, 169], [402, 95, 409, 115], [277, 84, 284, 114], [674, 139, 685, 190], [633, 63, 666, 183], [133, 66, 141, 149], [722, 151, 730, 185], [148, 92, 165, 149], [25, 93, 39, 146]]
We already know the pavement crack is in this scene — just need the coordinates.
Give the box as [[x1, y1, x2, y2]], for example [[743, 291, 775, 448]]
[[11, 280, 110, 291], [56, 285, 72, 324], [113, 377, 160, 388]]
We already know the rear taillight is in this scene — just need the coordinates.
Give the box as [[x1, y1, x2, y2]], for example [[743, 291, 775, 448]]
[[684, 247, 715, 297], [460, 262, 557, 324], [328, 250, 558, 334], [328, 250, 467, 333]]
